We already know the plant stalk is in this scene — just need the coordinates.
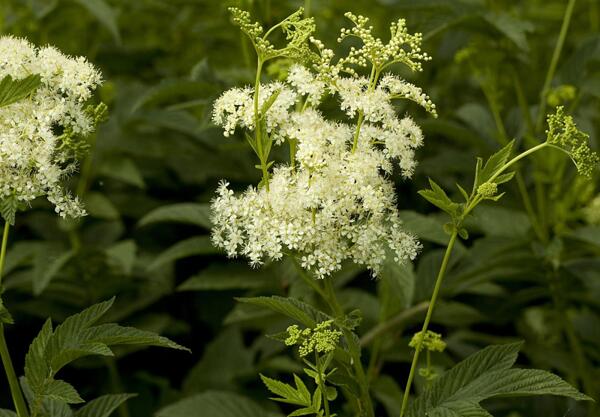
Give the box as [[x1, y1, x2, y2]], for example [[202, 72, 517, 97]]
[[322, 278, 375, 417], [399, 231, 458, 417], [535, 0, 577, 132], [0, 222, 29, 417]]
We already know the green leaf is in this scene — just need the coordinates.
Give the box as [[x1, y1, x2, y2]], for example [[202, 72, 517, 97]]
[[71, 0, 121, 44], [260, 88, 282, 119], [105, 240, 137, 275], [24, 318, 54, 391], [44, 380, 84, 404], [418, 179, 461, 217], [476, 140, 514, 188], [75, 394, 136, 417], [399, 210, 450, 245], [0, 293, 14, 325], [83, 192, 120, 220], [77, 323, 190, 352], [379, 255, 415, 314], [0, 410, 16, 417], [483, 12, 533, 52], [148, 236, 219, 270], [260, 374, 312, 406], [177, 264, 275, 291], [237, 296, 331, 327], [98, 157, 145, 189], [138, 203, 211, 229], [33, 249, 75, 296], [0, 74, 41, 108], [156, 391, 274, 417], [407, 342, 590, 417]]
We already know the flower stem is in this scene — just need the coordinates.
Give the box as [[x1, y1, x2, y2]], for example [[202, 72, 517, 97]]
[[399, 231, 457, 417], [315, 352, 331, 417], [322, 279, 375, 417], [0, 222, 9, 283], [0, 222, 29, 417], [535, 0, 577, 132]]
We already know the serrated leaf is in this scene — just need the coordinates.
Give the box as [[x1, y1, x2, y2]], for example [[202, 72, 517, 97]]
[[260, 374, 311, 406], [418, 179, 461, 217], [98, 157, 146, 188], [105, 240, 137, 275], [0, 410, 16, 417], [407, 342, 590, 417], [477, 140, 514, 187], [237, 296, 331, 327], [33, 249, 75, 296], [78, 323, 190, 352], [45, 380, 84, 404], [156, 391, 273, 417], [72, 0, 121, 44], [483, 12, 534, 52], [177, 264, 274, 291], [0, 74, 41, 108], [0, 292, 13, 325], [148, 236, 218, 270], [260, 88, 282, 119], [25, 318, 54, 390], [138, 203, 211, 229], [83, 192, 120, 220], [75, 393, 136, 417]]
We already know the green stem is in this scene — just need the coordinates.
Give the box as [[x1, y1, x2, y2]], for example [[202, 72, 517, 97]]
[[535, 0, 577, 132], [399, 231, 458, 417], [0, 222, 29, 417], [304, 0, 311, 17], [480, 78, 545, 241], [0, 222, 9, 283], [322, 279, 374, 417], [487, 142, 549, 185], [0, 326, 29, 417], [548, 270, 596, 399], [351, 66, 379, 153], [315, 352, 331, 417], [106, 358, 130, 417], [360, 302, 429, 347], [253, 58, 270, 190]]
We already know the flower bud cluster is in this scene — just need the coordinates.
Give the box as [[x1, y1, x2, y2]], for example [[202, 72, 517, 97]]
[[409, 330, 446, 353], [546, 106, 599, 178], [285, 320, 342, 357]]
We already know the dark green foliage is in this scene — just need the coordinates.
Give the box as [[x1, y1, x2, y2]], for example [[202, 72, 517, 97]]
[[1, 1, 599, 417]]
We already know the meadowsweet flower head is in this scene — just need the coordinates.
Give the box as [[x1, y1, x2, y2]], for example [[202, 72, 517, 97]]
[[0, 36, 103, 222], [211, 10, 434, 278], [546, 106, 599, 178]]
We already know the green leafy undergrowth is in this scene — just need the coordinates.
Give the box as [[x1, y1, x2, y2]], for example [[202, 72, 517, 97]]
[[407, 342, 591, 417]]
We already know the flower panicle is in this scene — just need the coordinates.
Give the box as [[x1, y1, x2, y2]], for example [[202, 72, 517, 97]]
[[546, 106, 599, 178], [0, 35, 104, 221]]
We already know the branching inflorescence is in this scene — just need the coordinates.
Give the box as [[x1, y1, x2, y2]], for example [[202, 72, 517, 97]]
[[0, 36, 104, 222], [211, 9, 437, 278]]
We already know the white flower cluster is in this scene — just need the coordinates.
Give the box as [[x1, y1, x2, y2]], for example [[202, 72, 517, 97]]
[[0, 36, 102, 218], [212, 82, 296, 144], [211, 62, 434, 277]]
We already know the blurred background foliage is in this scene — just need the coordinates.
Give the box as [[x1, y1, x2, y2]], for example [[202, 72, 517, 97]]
[[0, 0, 599, 416]]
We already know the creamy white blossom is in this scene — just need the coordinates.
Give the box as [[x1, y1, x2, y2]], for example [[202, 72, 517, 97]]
[[0, 36, 103, 219], [211, 12, 435, 278], [212, 82, 297, 143], [211, 68, 430, 277]]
